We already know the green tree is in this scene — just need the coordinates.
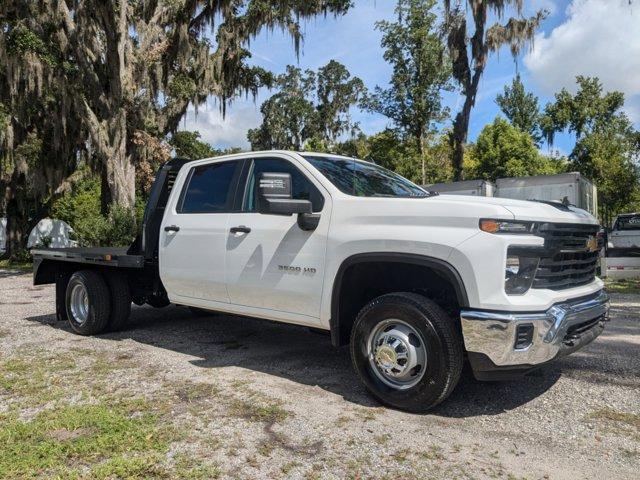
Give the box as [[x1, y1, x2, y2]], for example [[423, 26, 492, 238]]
[[571, 122, 639, 226], [248, 61, 364, 150], [469, 117, 562, 181], [495, 74, 541, 144], [248, 66, 317, 150], [365, 0, 452, 185], [443, 1, 546, 179], [169, 131, 234, 160], [316, 60, 366, 142], [540, 76, 626, 144], [540, 76, 640, 224]]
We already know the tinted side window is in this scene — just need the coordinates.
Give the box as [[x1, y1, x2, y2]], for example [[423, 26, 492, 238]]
[[179, 161, 238, 213], [245, 158, 324, 213]]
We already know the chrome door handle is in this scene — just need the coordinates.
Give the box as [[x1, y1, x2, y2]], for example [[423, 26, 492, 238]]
[[230, 226, 251, 234]]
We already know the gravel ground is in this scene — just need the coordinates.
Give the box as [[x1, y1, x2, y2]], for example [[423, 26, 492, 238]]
[[1, 268, 638, 479]]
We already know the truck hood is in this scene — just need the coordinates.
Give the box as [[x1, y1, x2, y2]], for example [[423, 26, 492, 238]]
[[436, 194, 599, 225]]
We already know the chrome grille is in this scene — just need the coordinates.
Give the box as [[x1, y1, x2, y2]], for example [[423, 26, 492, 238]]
[[533, 223, 600, 290]]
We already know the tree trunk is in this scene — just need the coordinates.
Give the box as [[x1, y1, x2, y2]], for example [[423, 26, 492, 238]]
[[104, 114, 135, 210], [5, 186, 31, 261], [83, 104, 136, 212], [100, 163, 113, 216], [451, 67, 483, 181], [451, 97, 473, 181]]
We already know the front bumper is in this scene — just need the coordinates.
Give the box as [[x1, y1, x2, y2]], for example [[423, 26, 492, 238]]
[[460, 289, 609, 380]]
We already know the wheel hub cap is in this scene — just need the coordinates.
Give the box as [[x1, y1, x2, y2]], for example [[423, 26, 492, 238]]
[[69, 283, 89, 325], [368, 319, 427, 390]]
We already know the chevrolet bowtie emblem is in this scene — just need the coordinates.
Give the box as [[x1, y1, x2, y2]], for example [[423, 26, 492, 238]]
[[586, 235, 599, 253]]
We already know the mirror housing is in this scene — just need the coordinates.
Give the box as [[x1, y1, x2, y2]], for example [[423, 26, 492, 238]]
[[257, 172, 313, 215]]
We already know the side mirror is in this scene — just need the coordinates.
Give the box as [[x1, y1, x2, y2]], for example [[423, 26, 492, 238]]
[[257, 172, 313, 215]]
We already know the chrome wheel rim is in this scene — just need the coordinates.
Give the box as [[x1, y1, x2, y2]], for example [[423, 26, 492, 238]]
[[69, 283, 89, 325], [367, 319, 427, 390]]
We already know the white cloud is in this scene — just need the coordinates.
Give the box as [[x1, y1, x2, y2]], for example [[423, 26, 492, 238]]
[[179, 100, 263, 149], [524, 0, 640, 122]]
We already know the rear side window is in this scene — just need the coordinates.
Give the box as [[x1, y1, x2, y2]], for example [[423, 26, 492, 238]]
[[179, 161, 238, 213], [244, 158, 325, 213]]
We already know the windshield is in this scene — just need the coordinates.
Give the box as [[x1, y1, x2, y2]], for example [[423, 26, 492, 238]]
[[303, 155, 428, 198], [614, 215, 640, 231]]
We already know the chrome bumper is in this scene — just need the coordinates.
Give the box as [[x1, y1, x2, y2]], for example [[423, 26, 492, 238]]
[[460, 290, 609, 367]]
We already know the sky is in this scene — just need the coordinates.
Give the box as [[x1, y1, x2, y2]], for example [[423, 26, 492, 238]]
[[181, 0, 640, 157]]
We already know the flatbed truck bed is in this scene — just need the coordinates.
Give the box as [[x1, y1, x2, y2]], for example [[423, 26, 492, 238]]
[[32, 247, 145, 269]]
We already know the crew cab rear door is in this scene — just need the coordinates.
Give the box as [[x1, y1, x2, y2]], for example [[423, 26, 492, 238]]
[[159, 159, 242, 303], [224, 155, 331, 320]]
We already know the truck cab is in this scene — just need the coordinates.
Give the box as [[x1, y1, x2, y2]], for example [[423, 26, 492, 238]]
[[32, 151, 609, 412]]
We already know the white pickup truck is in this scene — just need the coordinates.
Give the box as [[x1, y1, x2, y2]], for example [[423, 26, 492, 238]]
[[32, 151, 609, 412]]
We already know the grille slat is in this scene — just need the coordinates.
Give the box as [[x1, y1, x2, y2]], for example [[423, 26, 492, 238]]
[[532, 223, 599, 291]]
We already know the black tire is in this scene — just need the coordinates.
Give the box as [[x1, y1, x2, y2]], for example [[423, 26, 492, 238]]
[[104, 271, 132, 331], [65, 270, 111, 335], [350, 292, 463, 413]]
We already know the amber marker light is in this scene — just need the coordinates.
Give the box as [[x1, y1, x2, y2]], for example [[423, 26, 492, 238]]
[[479, 219, 500, 233]]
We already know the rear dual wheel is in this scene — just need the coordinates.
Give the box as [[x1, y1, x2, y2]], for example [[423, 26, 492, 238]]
[[350, 292, 463, 413], [66, 270, 131, 335]]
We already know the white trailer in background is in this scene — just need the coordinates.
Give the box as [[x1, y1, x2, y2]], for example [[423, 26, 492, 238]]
[[425, 173, 598, 218], [424, 179, 495, 197], [495, 172, 598, 217]]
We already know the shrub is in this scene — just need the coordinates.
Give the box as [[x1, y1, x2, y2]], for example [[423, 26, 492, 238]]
[[51, 174, 143, 247]]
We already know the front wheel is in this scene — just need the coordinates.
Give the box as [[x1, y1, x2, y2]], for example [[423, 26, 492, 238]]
[[350, 292, 463, 413]]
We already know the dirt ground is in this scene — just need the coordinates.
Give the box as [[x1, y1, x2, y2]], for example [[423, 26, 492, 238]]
[[1, 268, 638, 479]]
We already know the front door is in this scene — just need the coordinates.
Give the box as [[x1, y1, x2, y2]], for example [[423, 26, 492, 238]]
[[160, 159, 241, 303], [225, 156, 331, 319]]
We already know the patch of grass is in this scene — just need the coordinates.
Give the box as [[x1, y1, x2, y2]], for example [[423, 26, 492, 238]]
[[257, 439, 276, 457], [174, 381, 220, 404], [91, 453, 171, 479], [0, 401, 174, 478], [0, 259, 32, 271], [586, 408, 640, 438], [353, 407, 379, 422], [0, 355, 77, 405], [230, 398, 290, 424], [174, 454, 221, 479], [334, 415, 351, 427], [281, 461, 301, 474], [374, 433, 391, 445], [605, 278, 640, 294], [620, 447, 640, 460], [421, 444, 444, 461], [390, 448, 411, 463]]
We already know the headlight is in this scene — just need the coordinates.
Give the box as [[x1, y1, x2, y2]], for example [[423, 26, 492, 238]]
[[480, 219, 535, 234], [505, 250, 539, 295]]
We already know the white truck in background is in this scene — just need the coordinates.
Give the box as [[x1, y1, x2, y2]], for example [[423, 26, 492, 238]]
[[608, 213, 640, 250], [604, 213, 640, 280]]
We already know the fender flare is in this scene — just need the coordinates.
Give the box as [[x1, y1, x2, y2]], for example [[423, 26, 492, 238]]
[[329, 252, 469, 347]]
